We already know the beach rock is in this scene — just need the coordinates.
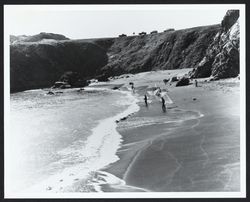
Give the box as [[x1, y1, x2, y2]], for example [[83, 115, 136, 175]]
[[171, 76, 178, 82], [47, 91, 55, 95], [112, 86, 120, 90], [193, 98, 197, 101], [163, 79, 169, 84], [176, 77, 190, 87]]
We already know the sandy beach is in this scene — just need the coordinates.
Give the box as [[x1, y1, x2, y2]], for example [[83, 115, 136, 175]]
[[99, 69, 240, 192]]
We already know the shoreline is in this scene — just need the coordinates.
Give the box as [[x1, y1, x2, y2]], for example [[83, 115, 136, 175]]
[[15, 86, 140, 193], [10, 69, 240, 193], [98, 70, 240, 192]]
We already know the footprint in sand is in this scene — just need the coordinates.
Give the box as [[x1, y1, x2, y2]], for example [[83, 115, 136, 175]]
[[59, 179, 63, 182], [69, 173, 74, 176], [74, 178, 79, 181]]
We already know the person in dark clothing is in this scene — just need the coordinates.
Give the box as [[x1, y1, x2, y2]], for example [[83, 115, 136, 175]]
[[144, 94, 148, 107], [161, 97, 166, 112], [195, 80, 198, 87], [131, 84, 135, 93]]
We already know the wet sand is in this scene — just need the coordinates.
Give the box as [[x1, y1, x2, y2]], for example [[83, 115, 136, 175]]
[[100, 69, 240, 192]]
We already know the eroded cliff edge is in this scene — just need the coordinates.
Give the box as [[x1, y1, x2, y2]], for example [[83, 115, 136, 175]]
[[10, 10, 239, 92]]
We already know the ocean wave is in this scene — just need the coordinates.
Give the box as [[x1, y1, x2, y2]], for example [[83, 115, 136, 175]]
[[22, 89, 140, 193], [119, 109, 204, 130]]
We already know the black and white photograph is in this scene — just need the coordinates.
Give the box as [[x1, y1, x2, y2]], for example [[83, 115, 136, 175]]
[[4, 4, 246, 198]]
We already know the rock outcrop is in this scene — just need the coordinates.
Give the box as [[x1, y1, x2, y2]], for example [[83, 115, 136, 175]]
[[176, 77, 190, 87], [189, 10, 239, 79]]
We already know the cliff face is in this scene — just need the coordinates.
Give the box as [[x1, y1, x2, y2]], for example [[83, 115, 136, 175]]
[[10, 10, 239, 92], [90, 25, 220, 77], [10, 41, 108, 92], [189, 10, 240, 79]]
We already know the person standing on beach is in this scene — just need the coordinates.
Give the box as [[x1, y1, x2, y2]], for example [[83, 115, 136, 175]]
[[161, 97, 166, 112], [131, 84, 135, 93], [144, 94, 148, 107], [195, 80, 198, 87]]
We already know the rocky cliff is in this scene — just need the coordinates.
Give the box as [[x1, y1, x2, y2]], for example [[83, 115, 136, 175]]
[[10, 10, 239, 92], [10, 40, 108, 92], [90, 25, 220, 77], [189, 10, 240, 79]]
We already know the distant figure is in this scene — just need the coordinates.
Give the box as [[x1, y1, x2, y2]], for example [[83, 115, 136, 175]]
[[161, 97, 166, 112], [195, 80, 198, 87], [144, 95, 148, 107], [131, 84, 135, 93]]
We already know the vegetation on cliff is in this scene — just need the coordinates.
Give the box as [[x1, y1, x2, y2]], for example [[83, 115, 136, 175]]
[[10, 10, 240, 92], [10, 32, 70, 44], [10, 41, 108, 92]]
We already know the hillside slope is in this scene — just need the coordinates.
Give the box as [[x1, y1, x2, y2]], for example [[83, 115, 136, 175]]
[[10, 10, 239, 92], [94, 25, 220, 78], [10, 41, 108, 92], [10, 32, 70, 44]]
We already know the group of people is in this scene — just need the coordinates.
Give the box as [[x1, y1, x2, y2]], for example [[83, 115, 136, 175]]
[[130, 82, 167, 112], [130, 79, 199, 113], [143, 87, 166, 113]]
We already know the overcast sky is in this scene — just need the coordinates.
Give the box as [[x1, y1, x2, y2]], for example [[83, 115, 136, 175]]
[[4, 5, 240, 39]]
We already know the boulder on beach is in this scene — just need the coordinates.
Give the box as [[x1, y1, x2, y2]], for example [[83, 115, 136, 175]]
[[46, 91, 55, 95], [176, 77, 190, 87], [163, 79, 169, 84], [120, 117, 127, 121], [171, 76, 178, 82]]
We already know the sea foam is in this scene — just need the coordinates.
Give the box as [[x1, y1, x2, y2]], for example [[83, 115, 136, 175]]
[[21, 88, 140, 194]]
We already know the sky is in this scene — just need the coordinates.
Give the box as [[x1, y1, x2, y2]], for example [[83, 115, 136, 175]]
[[4, 5, 240, 39]]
